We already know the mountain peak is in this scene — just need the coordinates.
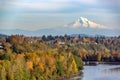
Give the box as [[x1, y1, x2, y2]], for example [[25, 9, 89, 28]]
[[79, 17, 88, 21], [66, 17, 107, 29]]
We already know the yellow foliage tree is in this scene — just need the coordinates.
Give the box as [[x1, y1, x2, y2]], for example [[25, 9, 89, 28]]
[[26, 61, 33, 71]]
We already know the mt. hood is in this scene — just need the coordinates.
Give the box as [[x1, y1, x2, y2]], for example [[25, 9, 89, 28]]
[[0, 17, 119, 36], [65, 17, 107, 29]]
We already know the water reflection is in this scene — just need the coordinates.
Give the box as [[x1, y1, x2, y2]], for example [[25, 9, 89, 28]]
[[103, 67, 120, 74], [72, 64, 120, 80]]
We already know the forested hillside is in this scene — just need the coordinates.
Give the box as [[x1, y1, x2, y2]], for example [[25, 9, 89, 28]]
[[0, 35, 83, 80], [0, 34, 120, 80]]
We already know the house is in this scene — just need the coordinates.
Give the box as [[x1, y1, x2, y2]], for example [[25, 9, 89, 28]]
[[24, 37, 41, 43], [58, 41, 65, 45], [0, 43, 4, 49]]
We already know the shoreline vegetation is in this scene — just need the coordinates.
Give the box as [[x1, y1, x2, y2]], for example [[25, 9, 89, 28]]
[[53, 71, 82, 80], [83, 61, 120, 65], [0, 34, 120, 80]]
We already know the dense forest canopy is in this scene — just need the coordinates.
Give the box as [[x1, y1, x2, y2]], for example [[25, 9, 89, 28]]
[[0, 34, 120, 80]]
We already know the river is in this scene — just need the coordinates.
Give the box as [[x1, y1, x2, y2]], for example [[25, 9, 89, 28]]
[[72, 64, 120, 80]]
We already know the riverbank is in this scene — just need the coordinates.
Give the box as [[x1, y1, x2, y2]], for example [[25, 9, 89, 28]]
[[54, 62, 120, 80], [83, 61, 120, 65], [53, 71, 83, 80]]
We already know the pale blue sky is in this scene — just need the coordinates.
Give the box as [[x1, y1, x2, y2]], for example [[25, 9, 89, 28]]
[[0, 0, 120, 31]]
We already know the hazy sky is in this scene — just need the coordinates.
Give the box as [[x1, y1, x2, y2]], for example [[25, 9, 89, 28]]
[[0, 0, 120, 31]]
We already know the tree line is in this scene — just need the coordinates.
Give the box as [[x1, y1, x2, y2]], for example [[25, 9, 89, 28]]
[[0, 35, 83, 80]]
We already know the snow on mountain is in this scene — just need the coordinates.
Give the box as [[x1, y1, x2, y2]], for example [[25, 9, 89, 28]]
[[0, 17, 119, 36], [65, 17, 107, 29]]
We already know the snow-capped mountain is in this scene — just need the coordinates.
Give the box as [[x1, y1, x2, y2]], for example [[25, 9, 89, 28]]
[[65, 17, 107, 29], [0, 17, 119, 36]]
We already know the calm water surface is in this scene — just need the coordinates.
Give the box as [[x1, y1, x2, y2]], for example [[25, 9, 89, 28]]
[[72, 64, 120, 80]]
